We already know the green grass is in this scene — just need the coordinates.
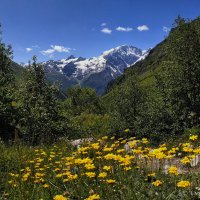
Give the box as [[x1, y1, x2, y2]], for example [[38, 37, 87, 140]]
[[0, 135, 199, 200]]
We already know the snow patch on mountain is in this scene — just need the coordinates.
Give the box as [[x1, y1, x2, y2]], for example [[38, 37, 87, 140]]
[[41, 45, 149, 80]]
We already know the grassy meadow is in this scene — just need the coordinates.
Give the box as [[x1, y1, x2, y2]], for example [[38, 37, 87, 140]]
[[0, 133, 199, 200]]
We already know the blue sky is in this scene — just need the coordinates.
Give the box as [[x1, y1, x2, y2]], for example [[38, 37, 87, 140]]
[[0, 0, 200, 63]]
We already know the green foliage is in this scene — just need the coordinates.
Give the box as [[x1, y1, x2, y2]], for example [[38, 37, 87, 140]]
[[0, 27, 17, 141], [104, 16, 200, 142], [17, 57, 63, 144], [104, 75, 145, 135], [65, 87, 104, 115], [59, 87, 110, 138], [68, 113, 112, 138], [1, 16, 200, 144], [154, 17, 200, 135]]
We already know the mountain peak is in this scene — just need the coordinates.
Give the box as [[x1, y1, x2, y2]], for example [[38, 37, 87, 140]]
[[102, 45, 142, 57], [40, 44, 149, 94], [67, 55, 76, 60]]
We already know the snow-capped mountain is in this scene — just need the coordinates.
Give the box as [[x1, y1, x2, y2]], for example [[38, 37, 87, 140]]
[[43, 45, 145, 78], [42, 45, 149, 94]]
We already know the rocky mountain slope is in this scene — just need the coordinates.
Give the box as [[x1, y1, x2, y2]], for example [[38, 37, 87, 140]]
[[41, 45, 149, 95]]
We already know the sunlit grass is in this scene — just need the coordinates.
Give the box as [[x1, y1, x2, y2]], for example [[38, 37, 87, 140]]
[[0, 134, 199, 200]]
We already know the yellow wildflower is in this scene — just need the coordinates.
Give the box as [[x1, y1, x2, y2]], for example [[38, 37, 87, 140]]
[[98, 172, 107, 178], [85, 172, 96, 178], [103, 147, 113, 152], [53, 195, 68, 200], [90, 143, 100, 150], [152, 180, 162, 186], [142, 138, 149, 144], [189, 135, 198, 141], [103, 166, 112, 171], [106, 179, 116, 184], [117, 149, 125, 153], [104, 153, 115, 160], [85, 194, 100, 200], [168, 166, 179, 175], [102, 136, 108, 140], [55, 174, 63, 178], [177, 180, 190, 188], [182, 143, 191, 147], [124, 166, 131, 171], [193, 147, 200, 154], [22, 173, 30, 181], [181, 157, 190, 165], [147, 173, 155, 177], [43, 184, 49, 188], [183, 147, 193, 153], [85, 163, 95, 170]]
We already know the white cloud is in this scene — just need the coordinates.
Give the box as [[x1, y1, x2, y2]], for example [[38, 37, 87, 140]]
[[116, 26, 133, 32], [137, 25, 149, 31], [163, 26, 170, 32], [26, 48, 33, 52], [41, 48, 55, 56], [101, 22, 107, 26], [41, 45, 71, 57], [101, 27, 112, 34], [50, 45, 70, 53]]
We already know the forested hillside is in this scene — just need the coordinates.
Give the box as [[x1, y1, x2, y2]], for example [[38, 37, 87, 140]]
[[103, 16, 200, 142]]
